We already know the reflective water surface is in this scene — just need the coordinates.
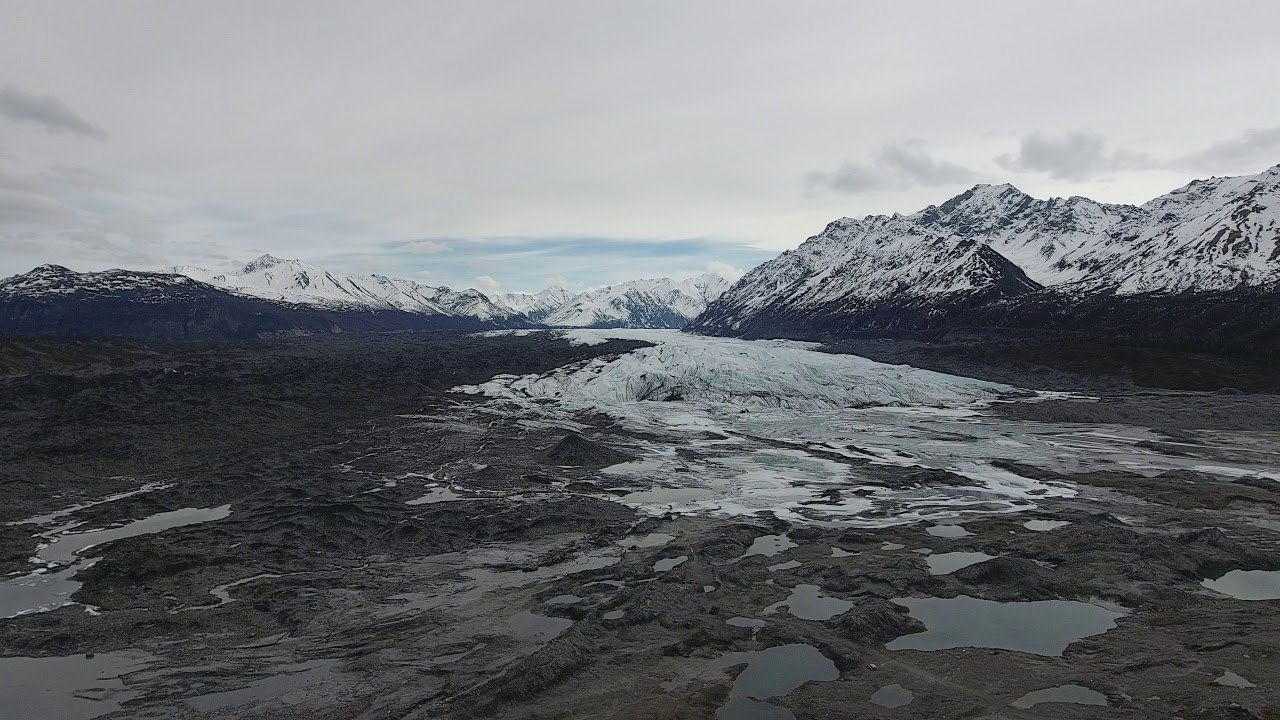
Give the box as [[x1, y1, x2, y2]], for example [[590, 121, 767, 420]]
[[886, 596, 1124, 656]]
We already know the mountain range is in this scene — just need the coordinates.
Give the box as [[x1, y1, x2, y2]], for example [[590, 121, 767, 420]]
[[0, 255, 731, 340], [2, 165, 1277, 349], [689, 164, 1280, 354], [175, 255, 728, 329], [0, 264, 528, 341]]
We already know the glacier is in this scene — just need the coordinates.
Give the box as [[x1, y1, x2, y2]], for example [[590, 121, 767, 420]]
[[458, 329, 1019, 411], [455, 330, 1280, 526]]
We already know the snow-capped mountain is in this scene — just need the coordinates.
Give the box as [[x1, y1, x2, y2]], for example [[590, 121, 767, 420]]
[[911, 164, 1280, 293], [0, 263, 530, 340], [0, 264, 345, 340], [2, 264, 212, 301], [536, 274, 731, 328], [177, 256, 729, 329], [493, 286, 576, 323], [177, 255, 519, 322], [692, 164, 1280, 339]]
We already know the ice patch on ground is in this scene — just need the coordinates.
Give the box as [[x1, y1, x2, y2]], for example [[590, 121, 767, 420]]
[[457, 330, 1020, 411]]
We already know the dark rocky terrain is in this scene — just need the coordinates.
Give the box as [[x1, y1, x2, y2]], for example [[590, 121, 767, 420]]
[[0, 331, 1277, 719], [692, 283, 1280, 359]]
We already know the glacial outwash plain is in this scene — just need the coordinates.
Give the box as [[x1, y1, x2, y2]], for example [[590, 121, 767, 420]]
[[1, 323, 1277, 718]]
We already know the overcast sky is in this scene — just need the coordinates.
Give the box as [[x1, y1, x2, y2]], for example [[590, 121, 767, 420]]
[[3, 2, 1279, 293]]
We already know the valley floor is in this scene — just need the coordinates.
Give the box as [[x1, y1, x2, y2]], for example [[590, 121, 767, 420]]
[[0, 330, 1277, 719]]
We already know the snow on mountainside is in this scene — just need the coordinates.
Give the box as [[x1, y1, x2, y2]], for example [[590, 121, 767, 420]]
[[177, 255, 518, 321], [2, 264, 212, 301], [913, 165, 1280, 293], [694, 164, 1280, 336], [493, 286, 576, 323], [0, 264, 532, 340], [539, 274, 731, 328], [912, 184, 1144, 286], [1087, 164, 1280, 292], [177, 256, 727, 328]]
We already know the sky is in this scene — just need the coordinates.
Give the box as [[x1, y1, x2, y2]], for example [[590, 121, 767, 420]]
[[2, 2, 1280, 294]]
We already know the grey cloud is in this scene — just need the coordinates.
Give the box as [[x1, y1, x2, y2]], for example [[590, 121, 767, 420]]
[[0, 234, 50, 255], [807, 143, 978, 194], [0, 188, 79, 225], [805, 162, 886, 193], [995, 131, 1157, 181], [61, 228, 166, 266], [0, 154, 164, 274], [1175, 126, 1280, 174], [0, 84, 106, 140]]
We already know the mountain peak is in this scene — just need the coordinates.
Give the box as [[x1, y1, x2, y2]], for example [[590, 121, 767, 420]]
[[969, 182, 1024, 195], [29, 264, 76, 276], [242, 254, 287, 273], [944, 182, 1031, 209]]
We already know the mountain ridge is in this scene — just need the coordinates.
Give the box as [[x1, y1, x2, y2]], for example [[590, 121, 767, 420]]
[[0, 264, 529, 340], [690, 164, 1280, 354]]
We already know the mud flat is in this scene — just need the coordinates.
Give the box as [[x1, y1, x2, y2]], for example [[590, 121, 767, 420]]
[[0, 330, 1278, 718]]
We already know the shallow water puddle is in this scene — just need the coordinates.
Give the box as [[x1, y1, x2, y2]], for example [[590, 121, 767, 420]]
[[405, 486, 464, 505], [762, 584, 853, 621], [654, 555, 688, 572], [737, 534, 796, 560], [1024, 519, 1071, 531], [37, 505, 233, 567], [385, 546, 623, 615], [0, 652, 153, 720], [603, 610, 625, 620], [175, 573, 284, 613], [1201, 569, 1280, 600], [710, 644, 840, 720], [925, 552, 996, 575], [0, 505, 233, 619], [185, 660, 337, 712], [726, 617, 766, 630], [870, 683, 914, 708], [507, 611, 573, 641], [6, 482, 172, 529], [926, 524, 971, 538], [545, 594, 582, 605], [767, 560, 802, 572], [618, 532, 675, 549], [830, 547, 857, 558], [886, 596, 1124, 656], [1010, 684, 1107, 710]]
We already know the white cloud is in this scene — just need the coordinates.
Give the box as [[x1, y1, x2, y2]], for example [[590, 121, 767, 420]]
[[474, 274, 501, 294], [401, 239, 448, 254], [707, 260, 744, 282]]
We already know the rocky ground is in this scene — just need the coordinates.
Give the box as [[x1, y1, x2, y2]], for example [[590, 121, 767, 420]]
[[1, 332, 1278, 719]]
